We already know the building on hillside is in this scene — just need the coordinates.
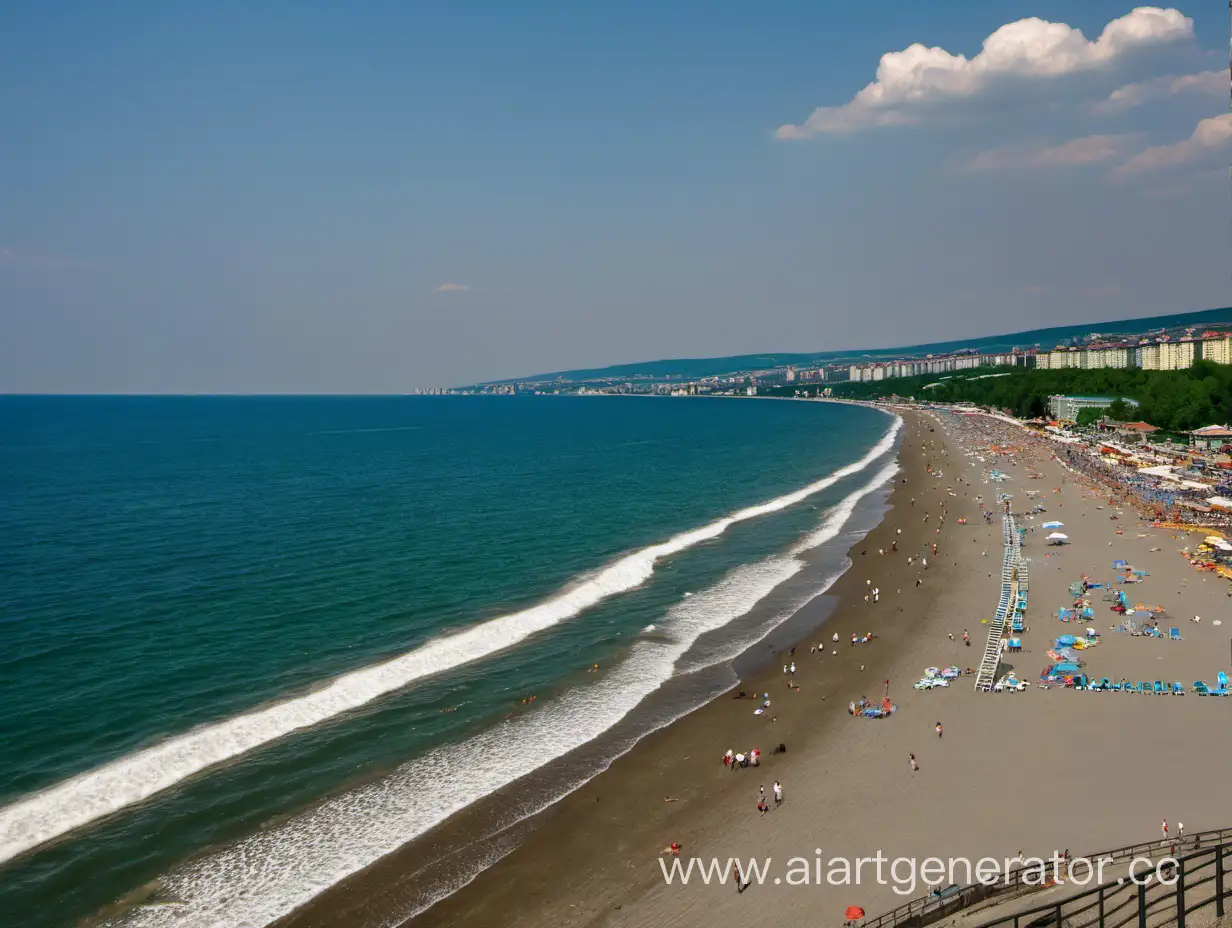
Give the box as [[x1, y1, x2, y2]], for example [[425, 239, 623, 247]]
[[1159, 339, 1197, 370], [1083, 345, 1132, 369], [1137, 344, 1161, 370], [1203, 337, 1232, 365], [1047, 347, 1082, 369], [1189, 425, 1232, 450], [1048, 394, 1139, 421]]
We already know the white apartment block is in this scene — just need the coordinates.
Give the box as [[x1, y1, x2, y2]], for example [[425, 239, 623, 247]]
[[1204, 337, 1232, 365], [1158, 339, 1196, 370]]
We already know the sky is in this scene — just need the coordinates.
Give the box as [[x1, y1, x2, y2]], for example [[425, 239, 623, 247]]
[[2, 1, 1229, 392]]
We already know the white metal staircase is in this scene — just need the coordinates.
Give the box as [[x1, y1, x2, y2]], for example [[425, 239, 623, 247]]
[[975, 515, 1020, 692]]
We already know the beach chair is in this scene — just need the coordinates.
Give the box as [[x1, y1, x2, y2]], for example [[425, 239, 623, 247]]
[[1172, 682, 1184, 696], [1100, 677, 1112, 691], [1152, 681, 1164, 695], [1219, 672, 1229, 688], [1139, 682, 1151, 694], [1194, 681, 1210, 695], [1169, 627, 1182, 641]]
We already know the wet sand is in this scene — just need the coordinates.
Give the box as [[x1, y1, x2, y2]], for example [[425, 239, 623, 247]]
[[281, 408, 1232, 928]]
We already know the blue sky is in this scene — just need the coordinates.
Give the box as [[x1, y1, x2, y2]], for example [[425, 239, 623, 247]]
[[2, 1, 1228, 392]]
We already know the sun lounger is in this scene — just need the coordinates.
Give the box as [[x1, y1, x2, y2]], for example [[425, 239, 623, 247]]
[[1219, 672, 1229, 688], [1139, 682, 1151, 694], [1193, 681, 1210, 695], [1169, 627, 1182, 641], [1172, 682, 1183, 695], [1152, 681, 1164, 695]]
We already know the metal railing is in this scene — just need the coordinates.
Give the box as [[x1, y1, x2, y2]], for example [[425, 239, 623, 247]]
[[975, 840, 1230, 928], [860, 828, 1232, 928]]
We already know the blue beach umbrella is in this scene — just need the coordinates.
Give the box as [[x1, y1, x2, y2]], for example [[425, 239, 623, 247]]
[[1042, 521, 1064, 529]]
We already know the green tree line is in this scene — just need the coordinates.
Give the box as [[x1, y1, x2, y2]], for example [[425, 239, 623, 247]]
[[812, 362, 1232, 432]]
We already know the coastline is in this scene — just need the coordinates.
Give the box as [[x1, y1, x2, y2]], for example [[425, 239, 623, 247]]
[[273, 405, 923, 928], [283, 405, 1232, 928]]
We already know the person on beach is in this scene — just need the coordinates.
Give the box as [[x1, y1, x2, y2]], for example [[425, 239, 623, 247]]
[[773, 781, 783, 805], [758, 797, 768, 816], [1162, 819, 1169, 841], [734, 861, 746, 893], [962, 630, 970, 646], [936, 722, 943, 738], [909, 752, 918, 772], [1178, 822, 1185, 841]]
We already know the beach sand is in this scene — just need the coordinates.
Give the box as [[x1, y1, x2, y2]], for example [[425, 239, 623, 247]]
[[279, 408, 1232, 928]]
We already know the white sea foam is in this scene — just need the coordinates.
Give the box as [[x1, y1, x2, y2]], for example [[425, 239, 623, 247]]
[[102, 443, 902, 928], [0, 418, 901, 866]]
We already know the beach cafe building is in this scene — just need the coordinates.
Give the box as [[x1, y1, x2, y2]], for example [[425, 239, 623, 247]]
[[1189, 425, 1232, 451]]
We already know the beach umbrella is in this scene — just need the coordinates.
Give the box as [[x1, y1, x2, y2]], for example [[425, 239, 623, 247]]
[[1042, 521, 1064, 529], [846, 907, 866, 921]]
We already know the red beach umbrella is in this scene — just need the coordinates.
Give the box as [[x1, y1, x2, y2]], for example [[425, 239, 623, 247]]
[[846, 906, 866, 921]]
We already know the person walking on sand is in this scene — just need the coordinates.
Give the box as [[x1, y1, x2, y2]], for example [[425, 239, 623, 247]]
[[909, 752, 918, 772], [936, 722, 943, 739], [963, 630, 970, 646], [734, 861, 746, 893], [1162, 819, 1169, 841], [1178, 822, 1185, 842], [773, 781, 783, 805]]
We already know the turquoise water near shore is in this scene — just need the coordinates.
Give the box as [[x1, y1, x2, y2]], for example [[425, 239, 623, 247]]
[[0, 395, 896, 927]]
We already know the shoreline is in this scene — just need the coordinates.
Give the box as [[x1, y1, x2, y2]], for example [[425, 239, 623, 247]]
[[288, 405, 1232, 928], [274, 407, 928, 928]]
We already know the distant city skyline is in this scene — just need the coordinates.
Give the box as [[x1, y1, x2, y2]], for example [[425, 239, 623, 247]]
[[2, 2, 1229, 393]]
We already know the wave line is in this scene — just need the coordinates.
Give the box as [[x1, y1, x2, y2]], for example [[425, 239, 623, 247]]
[[0, 417, 901, 866]]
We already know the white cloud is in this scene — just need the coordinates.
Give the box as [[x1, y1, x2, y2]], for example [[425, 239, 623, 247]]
[[1116, 113, 1232, 173], [777, 6, 1193, 139], [964, 133, 1141, 171], [434, 283, 470, 292], [1092, 69, 1227, 114]]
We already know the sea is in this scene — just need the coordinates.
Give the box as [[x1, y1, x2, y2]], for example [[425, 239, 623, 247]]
[[0, 395, 901, 928]]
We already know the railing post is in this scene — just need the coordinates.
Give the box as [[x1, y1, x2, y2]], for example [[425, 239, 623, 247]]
[[1217, 846, 1226, 918], [1054, 903, 1063, 928], [1138, 880, 1147, 928], [1175, 857, 1185, 928], [1098, 884, 1106, 928]]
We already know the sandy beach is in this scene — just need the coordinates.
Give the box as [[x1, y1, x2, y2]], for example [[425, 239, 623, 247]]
[[279, 407, 1232, 928]]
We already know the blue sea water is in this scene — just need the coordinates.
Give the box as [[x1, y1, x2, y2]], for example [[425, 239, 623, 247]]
[[0, 395, 898, 927]]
